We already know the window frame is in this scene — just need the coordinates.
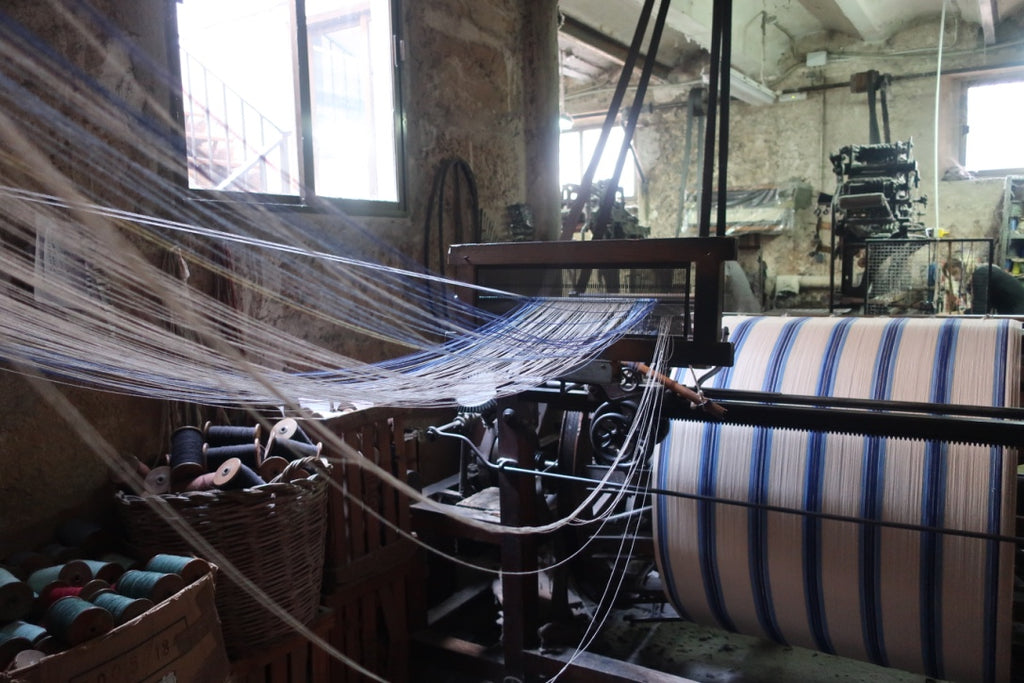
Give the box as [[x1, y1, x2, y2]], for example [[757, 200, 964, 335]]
[[959, 70, 1024, 178], [171, 0, 407, 217]]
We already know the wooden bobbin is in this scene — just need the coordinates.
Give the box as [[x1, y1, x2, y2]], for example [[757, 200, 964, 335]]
[[99, 552, 139, 572], [271, 417, 311, 444], [0, 621, 47, 646], [212, 457, 265, 490], [90, 590, 154, 625], [170, 461, 205, 491], [184, 471, 219, 492], [258, 455, 289, 481], [27, 559, 90, 592], [203, 420, 262, 446], [0, 567, 34, 622], [144, 466, 171, 494], [0, 634, 31, 670], [10, 649, 46, 670], [144, 554, 210, 585], [203, 439, 261, 470], [115, 570, 184, 604], [80, 559, 124, 584], [38, 579, 109, 609], [44, 596, 113, 646]]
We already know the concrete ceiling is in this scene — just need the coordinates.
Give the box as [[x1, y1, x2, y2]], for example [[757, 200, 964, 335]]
[[558, 0, 1024, 88]]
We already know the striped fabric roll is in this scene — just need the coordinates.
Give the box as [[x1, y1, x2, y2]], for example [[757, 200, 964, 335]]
[[653, 316, 1019, 682]]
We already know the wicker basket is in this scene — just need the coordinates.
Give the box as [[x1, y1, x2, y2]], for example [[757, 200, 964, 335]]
[[114, 458, 329, 657]]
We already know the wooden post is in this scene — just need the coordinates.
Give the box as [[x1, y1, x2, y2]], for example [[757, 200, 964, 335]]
[[496, 401, 539, 682]]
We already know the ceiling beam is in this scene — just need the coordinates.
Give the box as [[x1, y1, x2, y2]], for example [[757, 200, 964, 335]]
[[794, 0, 866, 40], [978, 0, 998, 45], [559, 14, 674, 81]]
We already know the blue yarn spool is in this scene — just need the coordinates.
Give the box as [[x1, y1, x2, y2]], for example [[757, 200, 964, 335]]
[[0, 567, 33, 621], [144, 554, 209, 585], [115, 570, 183, 603], [0, 621, 47, 645], [169, 426, 205, 484], [90, 591, 153, 625], [204, 421, 261, 447], [44, 596, 113, 646], [266, 437, 321, 462], [79, 559, 124, 584], [203, 440, 260, 470], [27, 560, 90, 593]]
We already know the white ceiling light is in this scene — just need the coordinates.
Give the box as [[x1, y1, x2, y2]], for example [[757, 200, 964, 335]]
[[727, 69, 777, 106]]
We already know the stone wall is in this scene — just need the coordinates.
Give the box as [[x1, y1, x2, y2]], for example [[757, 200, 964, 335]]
[[0, 0, 557, 541]]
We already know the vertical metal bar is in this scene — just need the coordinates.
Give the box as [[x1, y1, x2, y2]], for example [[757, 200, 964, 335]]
[[293, 0, 316, 198], [698, 1, 724, 238], [715, 0, 733, 238]]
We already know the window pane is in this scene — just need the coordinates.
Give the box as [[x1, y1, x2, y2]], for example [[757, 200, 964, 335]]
[[578, 127, 636, 199], [965, 81, 1024, 172], [177, 0, 301, 195], [559, 131, 581, 190], [306, 0, 398, 202]]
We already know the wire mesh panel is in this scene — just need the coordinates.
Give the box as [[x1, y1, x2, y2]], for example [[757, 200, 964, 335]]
[[862, 238, 993, 315]]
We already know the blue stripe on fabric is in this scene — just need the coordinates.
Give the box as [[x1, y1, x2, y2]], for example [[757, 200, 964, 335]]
[[802, 317, 855, 654], [920, 318, 958, 679], [859, 318, 906, 667], [748, 318, 808, 644], [982, 320, 1010, 682], [694, 317, 757, 631], [654, 428, 691, 621]]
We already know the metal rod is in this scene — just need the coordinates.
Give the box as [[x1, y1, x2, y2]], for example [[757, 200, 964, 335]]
[[494, 462, 1021, 545]]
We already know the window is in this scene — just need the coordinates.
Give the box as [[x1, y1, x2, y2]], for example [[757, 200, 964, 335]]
[[560, 125, 637, 200], [962, 78, 1024, 175], [176, 0, 404, 212]]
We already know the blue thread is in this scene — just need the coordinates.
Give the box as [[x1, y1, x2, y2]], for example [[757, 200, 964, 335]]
[[802, 317, 854, 654], [920, 318, 957, 679], [858, 318, 905, 667], [748, 318, 807, 643]]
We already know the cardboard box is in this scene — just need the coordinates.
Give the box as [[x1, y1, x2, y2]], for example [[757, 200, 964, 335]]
[[3, 572, 229, 683]]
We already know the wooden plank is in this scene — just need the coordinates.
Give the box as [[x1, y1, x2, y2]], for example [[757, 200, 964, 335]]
[[361, 590, 379, 677], [447, 237, 737, 269], [269, 656, 287, 682], [361, 422, 382, 555], [392, 414, 411, 534], [377, 417, 398, 544], [327, 538, 416, 589], [289, 643, 308, 683], [389, 578, 410, 683], [344, 430, 367, 561]]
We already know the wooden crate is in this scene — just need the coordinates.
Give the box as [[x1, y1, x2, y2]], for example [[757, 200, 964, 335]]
[[323, 556, 426, 683], [229, 608, 334, 683], [320, 407, 451, 586]]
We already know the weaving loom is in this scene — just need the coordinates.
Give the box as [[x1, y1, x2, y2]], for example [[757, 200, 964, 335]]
[[408, 236, 1024, 683]]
